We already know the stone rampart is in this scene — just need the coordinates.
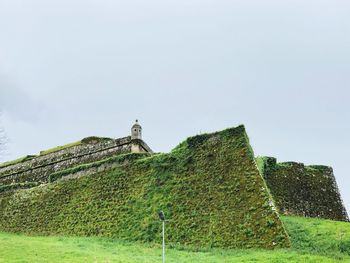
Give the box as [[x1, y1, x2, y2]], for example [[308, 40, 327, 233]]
[[256, 157, 348, 221], [0, 136, 151, 185]]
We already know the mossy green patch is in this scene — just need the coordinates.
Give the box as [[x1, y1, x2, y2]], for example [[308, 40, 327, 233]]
[[0, 182, 40, 193], [38, 136, 115, 156], [39, 141, 82, 156], [0, 155, 37, 168]]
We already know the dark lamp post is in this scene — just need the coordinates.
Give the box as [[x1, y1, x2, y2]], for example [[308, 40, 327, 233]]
[[158, 211, 165, 221]]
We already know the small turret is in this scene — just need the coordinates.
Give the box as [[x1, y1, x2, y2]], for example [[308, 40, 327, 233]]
[[131, 120, 142, 140]]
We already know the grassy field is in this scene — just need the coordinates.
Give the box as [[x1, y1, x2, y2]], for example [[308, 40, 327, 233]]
[[0, 216, 349, 263]]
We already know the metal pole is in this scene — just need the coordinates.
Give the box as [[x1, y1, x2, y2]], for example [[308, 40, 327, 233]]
[[162, 220, 165, 263]]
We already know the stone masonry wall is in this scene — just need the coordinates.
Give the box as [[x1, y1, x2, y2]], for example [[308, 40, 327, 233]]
[[257, 157, 349, 221], [0, 136, 150, 185]]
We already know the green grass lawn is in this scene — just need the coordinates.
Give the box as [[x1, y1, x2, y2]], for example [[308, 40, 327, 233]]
[[0, 216, 349, 263]]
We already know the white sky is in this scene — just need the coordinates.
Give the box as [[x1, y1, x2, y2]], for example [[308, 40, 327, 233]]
[[0, 0, 349, 215]]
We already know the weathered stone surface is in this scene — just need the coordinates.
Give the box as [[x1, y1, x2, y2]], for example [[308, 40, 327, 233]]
[[0, 136, 152, 185]]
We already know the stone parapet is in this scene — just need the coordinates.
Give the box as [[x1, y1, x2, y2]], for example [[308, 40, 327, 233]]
[[0, 136, 152, 184]]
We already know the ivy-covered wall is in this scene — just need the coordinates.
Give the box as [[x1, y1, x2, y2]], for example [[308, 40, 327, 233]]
[[0, 126, 290, 249], [257, 157, 348, 222]]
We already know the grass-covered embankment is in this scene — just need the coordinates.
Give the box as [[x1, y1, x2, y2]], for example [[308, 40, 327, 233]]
[[0, 216, 349, 262], [281, 216, 350, 259]]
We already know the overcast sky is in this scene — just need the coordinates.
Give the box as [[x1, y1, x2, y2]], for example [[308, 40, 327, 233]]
[[0, 0, 349, 215]]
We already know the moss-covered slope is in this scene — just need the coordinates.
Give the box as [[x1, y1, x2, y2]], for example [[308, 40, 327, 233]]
[[257, 157, 348, 222], [0, 126, 290, 248]]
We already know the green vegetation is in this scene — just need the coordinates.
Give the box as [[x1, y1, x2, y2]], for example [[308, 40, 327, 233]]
[[0, 155, 37, 169], [0, 182, 40, 193], [281, 216, 350, 259], [38, 136, 115, 156], [0, 126, 289, 248], [39, 140, 82, 156], [81, 136, 114, 144], [0, 216, 349, 262], [255, 156, 272, 177]]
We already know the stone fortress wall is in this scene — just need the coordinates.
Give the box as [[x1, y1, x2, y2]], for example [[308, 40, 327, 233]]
[[0, 125, 291, 249], [0, 121, 348, 223], [256, 157, 349, 222], [0, 121, 152, 185]]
